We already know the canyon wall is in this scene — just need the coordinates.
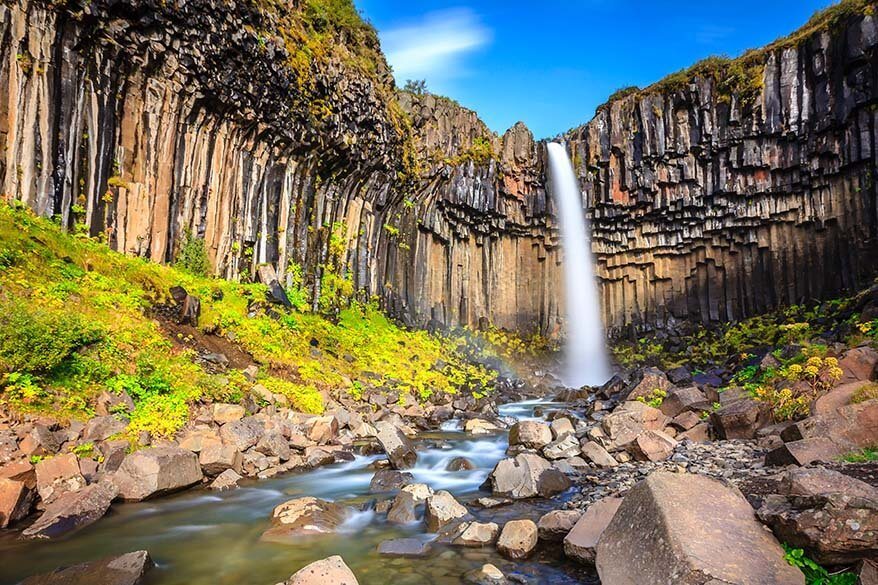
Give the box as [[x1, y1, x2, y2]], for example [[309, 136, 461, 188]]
[[1, 0, 877, 338]]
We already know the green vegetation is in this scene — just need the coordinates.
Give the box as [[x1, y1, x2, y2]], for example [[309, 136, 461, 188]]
[[636, 388, 667, 409], [175, 230, 211, 277], [403, 79, 427, 95], [445, 136, 496, 166], [0, 203, 497, 439], [841, 447, 878, 463], [852, 382, 878, 404], [783, 545, 857, 585]]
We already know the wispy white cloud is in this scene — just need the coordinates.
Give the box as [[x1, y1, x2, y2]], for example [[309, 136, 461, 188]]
[[380, 8, 491, 87], [695, 25, 735, 45]]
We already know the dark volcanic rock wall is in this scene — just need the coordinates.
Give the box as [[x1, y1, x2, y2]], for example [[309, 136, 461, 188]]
[[2, 0, 878, 338], [565, 11, 878, 334]]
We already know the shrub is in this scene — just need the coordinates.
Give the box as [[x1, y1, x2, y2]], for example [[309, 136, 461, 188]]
[[0, 300, 104, 375], [175, 230, 211, 277], [636, 388, 668, 409], [751, 356, 843, 421], [783, 544, 857, 585], [841, 447, 878, 463]]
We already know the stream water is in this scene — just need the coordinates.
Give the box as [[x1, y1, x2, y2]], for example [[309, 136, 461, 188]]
[[0, 399, 598, 585]]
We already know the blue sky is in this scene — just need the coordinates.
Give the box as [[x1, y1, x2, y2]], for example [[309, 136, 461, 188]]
[[356, 0, 834, 138]]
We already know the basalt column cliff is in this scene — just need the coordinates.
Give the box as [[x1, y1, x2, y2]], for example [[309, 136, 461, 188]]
[[1, 0, 878, 337]]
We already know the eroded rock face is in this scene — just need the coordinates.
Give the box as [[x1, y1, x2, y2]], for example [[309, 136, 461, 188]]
[[757, 468, 878, 564], [595, 472, 803, 585], [6, 0, 876, 339], [20, 550, 153, 585]]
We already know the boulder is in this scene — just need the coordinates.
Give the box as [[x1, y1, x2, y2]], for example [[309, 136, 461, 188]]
[[170, 286, 200, 326], [659, 386, 708, 418], [626, 430, 677, 462], [625, 367, 673, 402], [780, 400, 878, 451], [212, 403, 246, 424], [22, 482, 117, 539], [814, 381, 870, 415], [765, 438, 846, 467], [19, 550, 153, 585], [446, 457, 476, 471], [262, 497, 348, 542], [485, 453, 570, 499], [550, 418, 575, 439], [678, 422, 711, 443], [711, 398, 771, 439], [256, 264, 292, 308], [538, 509, 582, 542], [219, 418, 263, 451], [255, 432, 292, 461], [667, 366, 693, 386], [453, 521, 500, 546], [670, 410, 702, 431], [400, 483, 433, 503], [209, 469, 243, 491], [563, 497, 622, 564], [0, 477, 33, 528], [114, 447, 203, 501], [19, 424, 60, 457], [425, 490, 468, 531], [507, 421, 553, 450], [839, 347, 878, 383], [374, 421, 417, 469], [82, 416, 128, 442], [757, 467, 878, 564], [199, 442, 243, 476], [496, 519, 538, 559], [306, 416, 338, 444], [386, 491, 418, 524], [542, 434, 580, 460], [858, 559, 878, 585], [284, 556, 358, 585], [368, 469, 413, 493], [98, 440, 130, 473], [595, 472, 803, 585], [580, 441, 618, 467], [601, 401, 669, 451], [377, 538, 431, 558], [35, 453, 86, 503], [464, 418, 500, 434]]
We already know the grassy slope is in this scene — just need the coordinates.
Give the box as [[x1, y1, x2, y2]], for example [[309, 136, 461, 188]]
[[0, 203, 497, 439]]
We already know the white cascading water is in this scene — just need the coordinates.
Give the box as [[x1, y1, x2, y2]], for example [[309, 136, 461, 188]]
[[546, 142, 611, 387]]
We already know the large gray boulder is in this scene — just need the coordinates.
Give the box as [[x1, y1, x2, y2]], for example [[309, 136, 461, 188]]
[[596, 472, 804, 584], [23, 482, 117, 539], [374, 421, 417, 469], [20, 550, 152, 585], [113, 447, 203, 501], [485, 453, 570, 499], [284, 555, 358, 585]]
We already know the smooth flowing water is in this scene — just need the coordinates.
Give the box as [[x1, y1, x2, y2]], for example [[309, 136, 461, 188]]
[[546, 142, 610, 388], [0, 399, 596, 585]]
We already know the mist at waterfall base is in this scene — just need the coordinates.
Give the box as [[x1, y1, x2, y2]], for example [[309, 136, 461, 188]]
[[546, 142, 611, 388]]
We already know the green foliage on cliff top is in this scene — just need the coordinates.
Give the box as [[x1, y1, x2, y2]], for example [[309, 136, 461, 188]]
[[0, 203, 496, 437], [597, 0, 873, 112]]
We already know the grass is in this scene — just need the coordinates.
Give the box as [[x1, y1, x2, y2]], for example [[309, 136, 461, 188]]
[[841, 447, 878, 463], [0, 202, 497, 439]]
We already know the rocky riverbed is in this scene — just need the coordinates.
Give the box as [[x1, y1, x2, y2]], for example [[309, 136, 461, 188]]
[[2, 342, 877, 584]]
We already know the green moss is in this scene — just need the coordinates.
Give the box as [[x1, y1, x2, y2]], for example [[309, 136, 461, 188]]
[[852, 382, 878, 404], [841, 447, 878, 462]]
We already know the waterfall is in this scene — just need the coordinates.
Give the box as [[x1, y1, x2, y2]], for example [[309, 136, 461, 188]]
[[546, 142, 610, 387]]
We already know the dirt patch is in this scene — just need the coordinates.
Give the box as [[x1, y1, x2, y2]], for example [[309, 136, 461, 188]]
[[150, 304, 257, 373]]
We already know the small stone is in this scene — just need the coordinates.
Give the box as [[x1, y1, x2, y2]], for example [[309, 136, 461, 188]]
[[284, 555, 358, 585], [212, 403, 246, 424], [452, 521, 500, 547]]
